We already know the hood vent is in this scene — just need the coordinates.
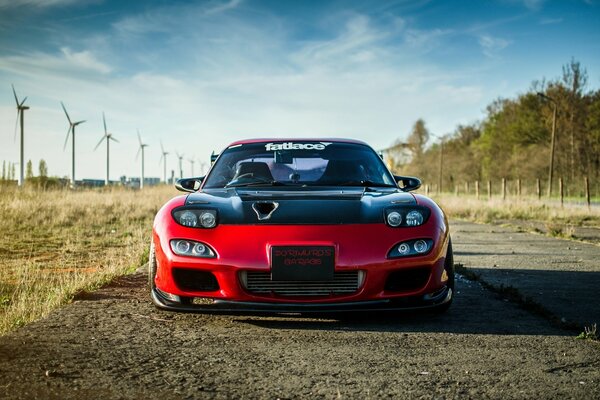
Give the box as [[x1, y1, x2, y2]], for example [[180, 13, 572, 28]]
[[252, 201, 279, 221]]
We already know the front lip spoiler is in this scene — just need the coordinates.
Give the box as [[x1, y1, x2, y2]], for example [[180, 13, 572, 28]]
[[151, 286, 452, 314]]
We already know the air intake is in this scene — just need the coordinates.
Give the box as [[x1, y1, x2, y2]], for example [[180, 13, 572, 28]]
[[252, 201, 279, 220]]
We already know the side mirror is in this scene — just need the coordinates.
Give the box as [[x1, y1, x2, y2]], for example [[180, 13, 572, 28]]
[[175, 177, 204, 193], [394, 175, 421, 192]]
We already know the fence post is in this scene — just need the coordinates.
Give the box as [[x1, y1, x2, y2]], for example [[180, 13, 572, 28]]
[[465, 181, 469, 196], [487, 180, 492, 200], [502, 178, 506, 200], [536, 178, 541, 200], [585, 176, 590, 210], [559, 177, 564, 207], [517, 179, 521, 198], [425, 184, 430, 196], [476, 180, 480, 200]]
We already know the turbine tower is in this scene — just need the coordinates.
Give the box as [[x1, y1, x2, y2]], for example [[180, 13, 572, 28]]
[[176, 151, 184, 179], [160, 141, 169, 184], [188, 157, 195, 176], [136, 130, 149, 189], [61, 102, 86, 188], [11, 85, 29, 187], [94, 113, 119, 186]]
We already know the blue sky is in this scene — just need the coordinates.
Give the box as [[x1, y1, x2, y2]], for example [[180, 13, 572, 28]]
[[1, 0, 599, 180]]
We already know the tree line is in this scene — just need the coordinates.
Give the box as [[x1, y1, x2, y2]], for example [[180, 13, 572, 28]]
[[0, 159, 64, 188], [390, 60, 599, 197]]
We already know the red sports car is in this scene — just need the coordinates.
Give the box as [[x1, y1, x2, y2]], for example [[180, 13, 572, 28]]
[[149, 139, 454, 313]]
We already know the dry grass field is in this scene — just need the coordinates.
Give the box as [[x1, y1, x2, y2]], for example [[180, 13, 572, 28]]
[[435, 194, 600, 242], [0, 185, 176, 335]]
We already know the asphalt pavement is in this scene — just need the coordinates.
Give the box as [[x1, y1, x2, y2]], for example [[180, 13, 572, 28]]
[[451, 219, 600, 330]]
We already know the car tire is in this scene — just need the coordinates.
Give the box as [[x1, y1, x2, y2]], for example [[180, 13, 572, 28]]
[[431, 237, 454, 314], [148, 240, 157, 289]]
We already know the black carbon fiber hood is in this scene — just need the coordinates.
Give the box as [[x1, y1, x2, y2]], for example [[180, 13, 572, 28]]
[[184, 187, 417, 224]]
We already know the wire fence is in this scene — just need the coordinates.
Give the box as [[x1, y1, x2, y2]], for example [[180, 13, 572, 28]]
[[422, 177, 598, 208]]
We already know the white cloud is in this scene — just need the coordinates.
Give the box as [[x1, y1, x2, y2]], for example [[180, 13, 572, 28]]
[[205, 0, 243, 15], [522, 0, 545, 10], [60, 47, 112, 74], [293, 14, 388, 66], [404, 28, 452, 50], [0, 7, 487, 180], [0, 0, 97, 8], [0, 47, 112, 79], [539, 17, 563, 25], [478, 35, 510, 58]]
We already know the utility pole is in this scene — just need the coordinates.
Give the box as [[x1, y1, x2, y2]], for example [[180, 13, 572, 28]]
[[430, 134, 445, 194], [537, 92, 558, 197]]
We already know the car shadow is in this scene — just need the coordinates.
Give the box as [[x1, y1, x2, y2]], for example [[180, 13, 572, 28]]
[[232, 276, 573, 337]]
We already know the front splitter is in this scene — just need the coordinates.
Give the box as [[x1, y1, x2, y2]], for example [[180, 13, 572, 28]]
[[151, 286, 452, 314]]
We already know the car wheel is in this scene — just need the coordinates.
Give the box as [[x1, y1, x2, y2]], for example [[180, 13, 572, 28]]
[[431, 237, 454, 314], [148, 240, 157, 289]]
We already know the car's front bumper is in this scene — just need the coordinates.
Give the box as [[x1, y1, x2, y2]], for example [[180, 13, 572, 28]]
[[151, 285, 452, 314]]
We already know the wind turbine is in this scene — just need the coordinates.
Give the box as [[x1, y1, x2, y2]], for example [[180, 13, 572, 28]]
[[12, 85, 29, 187], [188, 156, 196, 176], [94, 113, 119, 186], [136, 130, 149, 189], [159, 141, 169, 184], [61, 102, 86, 188], [176, 151, 184, 179]]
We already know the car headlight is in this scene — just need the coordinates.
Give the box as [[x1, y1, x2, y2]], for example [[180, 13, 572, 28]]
[[387, 211, 402, 227], [388, 239, 434, 258], [385, 207, 430, 227], [405, 210, 424, 226], [170, 239, 216, 258], [173, 208, 218, 228]]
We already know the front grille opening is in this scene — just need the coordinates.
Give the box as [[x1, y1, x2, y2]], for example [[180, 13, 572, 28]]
[[384, 268, 430, 292], [242, 271, 362, 297], [173, 268, 220, 292]]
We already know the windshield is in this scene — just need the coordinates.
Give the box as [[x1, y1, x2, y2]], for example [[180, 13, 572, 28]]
[[203, 141, 397, 189]]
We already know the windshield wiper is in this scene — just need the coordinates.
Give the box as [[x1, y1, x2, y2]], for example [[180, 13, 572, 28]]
[[335, 180, 397, 188], [225, 180, 288, 188]]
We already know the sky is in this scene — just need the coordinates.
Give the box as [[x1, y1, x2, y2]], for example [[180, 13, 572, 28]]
[[1, 0, 599, 181]]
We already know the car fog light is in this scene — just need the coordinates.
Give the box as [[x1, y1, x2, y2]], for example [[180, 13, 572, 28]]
[[397, 243, 410, 254], [387, 211, 402, 227], [414, 239, 428, 253], [200, 211, 216, 228], [406, 210, 424, 226], [175, 240, 191, 254], [179, 211, 198, 227]]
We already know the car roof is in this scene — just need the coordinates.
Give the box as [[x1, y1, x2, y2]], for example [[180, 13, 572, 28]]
[[226, 138, 370, 147]]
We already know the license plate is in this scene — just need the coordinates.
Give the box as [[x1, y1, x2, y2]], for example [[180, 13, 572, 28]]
[[271, 246, 335, 281]]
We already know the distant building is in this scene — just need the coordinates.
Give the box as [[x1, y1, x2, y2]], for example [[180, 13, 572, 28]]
[[120, 176, 162, 188], [380, 143, 413, 172]]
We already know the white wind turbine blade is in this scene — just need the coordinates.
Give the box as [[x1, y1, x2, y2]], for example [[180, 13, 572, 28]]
[[102, 112, 108, 135], [13, 109, 20, 142], [63, 126, 72, 151], [61, 101, 72, 125], [94, 135, 106, 151], [11, 84, 19, 106]]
